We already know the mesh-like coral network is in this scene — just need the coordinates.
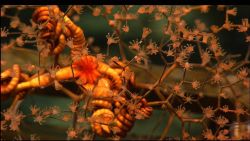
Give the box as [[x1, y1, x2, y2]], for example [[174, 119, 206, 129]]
[[1, 5, 250, 140]]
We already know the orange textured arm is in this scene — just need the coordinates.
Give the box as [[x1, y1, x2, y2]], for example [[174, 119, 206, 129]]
[[15, 66, 79, 92]]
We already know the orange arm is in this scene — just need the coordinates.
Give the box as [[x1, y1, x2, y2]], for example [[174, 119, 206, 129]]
[[15, 66, 79, 92]]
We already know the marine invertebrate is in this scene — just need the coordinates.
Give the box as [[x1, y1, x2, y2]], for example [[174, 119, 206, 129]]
[[1, 64, 21, 94], [32, 5, 87, 60], [72, 55, 100, 84], [1, 5, 249, 140], [1, 44, 151, 138], [87, 77, 152, 137]]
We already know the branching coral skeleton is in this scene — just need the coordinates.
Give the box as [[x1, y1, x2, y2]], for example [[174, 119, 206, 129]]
[[1, 5, 250, 140]]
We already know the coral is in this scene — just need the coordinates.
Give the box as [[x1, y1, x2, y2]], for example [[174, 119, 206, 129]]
[[1, 5, 249, 140]]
